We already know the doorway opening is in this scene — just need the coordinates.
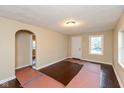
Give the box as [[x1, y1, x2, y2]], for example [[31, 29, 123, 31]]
[[15, 30, 37, 70]]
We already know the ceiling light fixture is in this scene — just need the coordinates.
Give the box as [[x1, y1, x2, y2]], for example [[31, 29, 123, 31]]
[[64, 19, 79, 27], [66, 20, 76, 25]]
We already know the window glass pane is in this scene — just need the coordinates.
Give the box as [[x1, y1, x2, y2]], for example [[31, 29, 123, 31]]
[[90, 36, 103, 55], [118, 32, 124, 65]]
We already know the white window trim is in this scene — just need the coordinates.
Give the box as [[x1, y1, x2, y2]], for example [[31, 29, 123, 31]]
[[118, 31, 124, 68], [89, 35, 104, 55]]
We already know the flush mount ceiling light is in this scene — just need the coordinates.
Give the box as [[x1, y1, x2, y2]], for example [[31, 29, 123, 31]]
[[66, 20, 76, 25], [63, 19, 80, 27]]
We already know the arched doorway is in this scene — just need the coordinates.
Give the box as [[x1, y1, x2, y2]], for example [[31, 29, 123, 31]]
[[15, 30, 36, 70]]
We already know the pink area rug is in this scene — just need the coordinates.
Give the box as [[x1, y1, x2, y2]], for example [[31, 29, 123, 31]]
[[65, 58, 100, 74], [16, 59, 100, 88], [23, 74, 65, 88], [83, 63, 100, 74], [66, 61, 100, 88], [16, 67, 42, 85], [16, 67, 65, 88]]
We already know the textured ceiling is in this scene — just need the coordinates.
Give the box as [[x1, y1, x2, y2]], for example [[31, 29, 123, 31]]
[[0, 5, 123, 35]]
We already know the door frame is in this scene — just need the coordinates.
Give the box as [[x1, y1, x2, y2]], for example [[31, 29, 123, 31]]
[[15, 30, 37, 70]]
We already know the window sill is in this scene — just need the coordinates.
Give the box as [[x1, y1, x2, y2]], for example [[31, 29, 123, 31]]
[[89, 53, 103, 56]]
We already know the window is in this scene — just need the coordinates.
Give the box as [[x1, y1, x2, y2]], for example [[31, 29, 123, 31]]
[[89, 35, 104, 55], [118, 31, 124, 67]]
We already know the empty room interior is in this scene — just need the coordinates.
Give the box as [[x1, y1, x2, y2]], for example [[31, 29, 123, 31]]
[[0, 5, 124, 88]]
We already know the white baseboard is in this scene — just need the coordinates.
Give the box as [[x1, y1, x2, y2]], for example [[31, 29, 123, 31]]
[[36, 57, 67, 70], [112, 65, 124, 88], [16, 64, 31, 70], [81, 58, 112, 65], [0, 76, 16, 84], [68, 57, 112, 65]]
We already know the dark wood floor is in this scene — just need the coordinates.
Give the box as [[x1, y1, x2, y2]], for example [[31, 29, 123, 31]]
[[0, 59, 120, 88], [0, 79, 22, 88], [40, 61, 83, 85], [100, 64, 120, 88]]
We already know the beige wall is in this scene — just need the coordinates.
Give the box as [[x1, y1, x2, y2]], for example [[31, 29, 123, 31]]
[[15, 31, 32, 69], [69, 31, 113, 64], [0, 17, 68, 81], [1, 13, 124, 87], [113, 13, 124, 87]]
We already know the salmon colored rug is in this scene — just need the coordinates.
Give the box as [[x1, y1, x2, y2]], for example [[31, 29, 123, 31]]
[[65, 59, 100, 88], [23, 74, 65, 88], [16, 59, 100, 88], [66, 66, 100, 88], [16, 67, 65, 88]]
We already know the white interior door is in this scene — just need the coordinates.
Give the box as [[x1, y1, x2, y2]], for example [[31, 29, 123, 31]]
[[71, 36, 82, 59]]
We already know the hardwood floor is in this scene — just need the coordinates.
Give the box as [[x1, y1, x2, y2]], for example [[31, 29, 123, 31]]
[[39, 61, 83, 85], [0, 79, 22, 88], [0, 59, 120, 88], [100, 64, 120, 88]]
